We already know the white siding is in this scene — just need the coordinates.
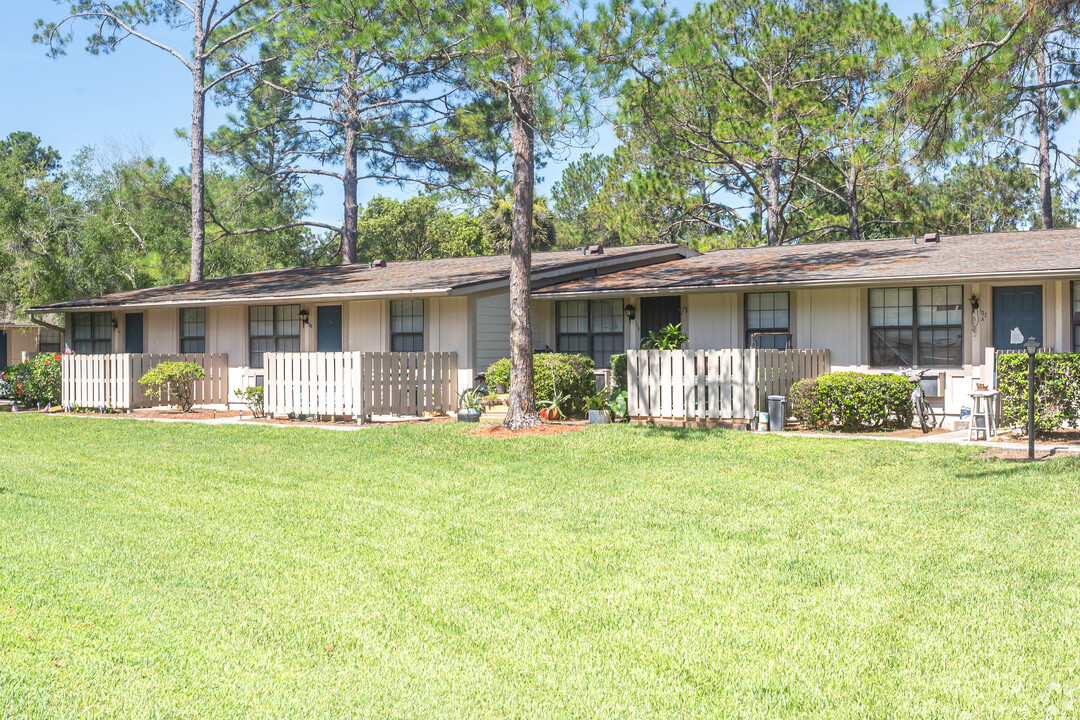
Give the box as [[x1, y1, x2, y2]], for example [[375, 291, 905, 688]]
[[687, 292, 739, 350], [427, 296, 473, 391], [473, 290, 512, 373], [4, 327, 39, 364], [347, 299, 389, 353]]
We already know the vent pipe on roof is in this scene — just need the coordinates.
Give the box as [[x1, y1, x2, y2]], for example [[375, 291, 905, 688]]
[[923, 232, 940, 243], [585, 245, 604, 255], [369, 259, 387, 268]]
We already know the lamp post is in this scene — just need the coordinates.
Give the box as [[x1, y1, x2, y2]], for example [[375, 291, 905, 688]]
[[1024, 337, 1040, 460]]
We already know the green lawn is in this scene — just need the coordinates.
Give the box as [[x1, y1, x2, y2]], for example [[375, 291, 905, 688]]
[[1, 416, 1079, 718]]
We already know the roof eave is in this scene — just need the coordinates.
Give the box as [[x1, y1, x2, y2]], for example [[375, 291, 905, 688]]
[[536, 266, 1080, 298]]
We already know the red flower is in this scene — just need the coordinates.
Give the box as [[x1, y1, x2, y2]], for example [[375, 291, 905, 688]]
[[54, 355, 61, 361]]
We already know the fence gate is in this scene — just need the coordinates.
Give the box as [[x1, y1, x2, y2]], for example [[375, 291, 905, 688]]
[[626, 348, 831, 423], [263, 351, 458, 420]]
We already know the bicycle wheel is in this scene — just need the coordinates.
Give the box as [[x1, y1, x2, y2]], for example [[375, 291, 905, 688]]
[[916, 396, 936, 433]]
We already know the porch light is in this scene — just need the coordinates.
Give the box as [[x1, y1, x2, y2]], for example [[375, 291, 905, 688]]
[[298, 309, 311, 327], [969, 294, 979, 312], [1024, 336, 1040, 460], [111, 318, 118, 331], [624, 304, 636, 322]]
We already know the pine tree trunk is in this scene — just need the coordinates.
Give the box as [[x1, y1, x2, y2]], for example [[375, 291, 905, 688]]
[[503, 51, 539, 430], [189, 58, 207, 282], [1036, 44, 1053, 230], [766, 151, 781, 246], [847, 172, 861, 242], [341, 51, 361, 264]]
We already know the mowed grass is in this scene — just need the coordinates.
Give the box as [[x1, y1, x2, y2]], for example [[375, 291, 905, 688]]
[[1, 417, 1079, 719]]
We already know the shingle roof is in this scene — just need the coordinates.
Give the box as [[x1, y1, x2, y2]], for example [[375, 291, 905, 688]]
[[29, 244, 688, 312], [535, 228, 1080, 296]]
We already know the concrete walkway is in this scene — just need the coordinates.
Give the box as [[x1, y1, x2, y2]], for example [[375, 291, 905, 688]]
[[780, 428, 1080, 455]]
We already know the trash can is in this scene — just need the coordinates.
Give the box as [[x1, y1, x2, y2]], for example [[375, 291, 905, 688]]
[[767, 395, 787, 432]]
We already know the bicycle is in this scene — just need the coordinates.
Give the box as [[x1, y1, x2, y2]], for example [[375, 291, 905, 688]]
[[899, 367, 938, 433]]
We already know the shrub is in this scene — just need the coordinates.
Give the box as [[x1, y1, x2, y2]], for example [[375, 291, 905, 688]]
[[0, 353, 62, 406], [486, 353, 596, 414], [233, 386, 265, 418], [139, 362, 205, 412], [997, 353, 1080, 436], [789, 371, 913, 432], [641, 322, 688, 350], [610, 353, 627, 393]]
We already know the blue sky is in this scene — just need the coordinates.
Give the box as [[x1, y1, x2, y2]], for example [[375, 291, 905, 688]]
[[3, 0, 929, 228]]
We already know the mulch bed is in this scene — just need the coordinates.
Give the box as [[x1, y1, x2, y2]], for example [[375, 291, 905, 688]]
[[785, 425, 952, 439], [470, 422, 588, 438]]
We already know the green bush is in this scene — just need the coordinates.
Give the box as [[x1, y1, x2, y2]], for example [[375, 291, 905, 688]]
[[139, 361, 205, 412], [0, 353, 63, 406], [641, 322, 688, 350], [610, 353, 627, 393], [789, 371, 913, 432], [486, 353, 596, 414], [997, 353, 1080, 436], [234, 386, 265, 418]]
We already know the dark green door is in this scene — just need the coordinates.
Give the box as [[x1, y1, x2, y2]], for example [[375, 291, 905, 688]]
[[317, 305, 343, 352], [993, 285, 1043, 348], [0, 330, 7, 367], [125, 313, 144, 353]]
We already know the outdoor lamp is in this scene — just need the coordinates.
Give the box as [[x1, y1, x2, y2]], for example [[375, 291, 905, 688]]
[[969, 294, 980, 312], [624, 304, 637, 322], [1024, 336, 1040, 460], [298, 309, 311, 327]]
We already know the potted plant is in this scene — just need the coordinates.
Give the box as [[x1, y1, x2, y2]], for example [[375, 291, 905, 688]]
[[457, 389, 484, 422], [585, 390, 612, 423], [538, 392, 568, 421]]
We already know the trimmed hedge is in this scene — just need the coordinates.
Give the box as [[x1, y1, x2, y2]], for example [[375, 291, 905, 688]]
[[998, 353, 1080, 436], [486, 353, 596, 413], [610, 353, 627, 393], [790, 371, 914, 431]]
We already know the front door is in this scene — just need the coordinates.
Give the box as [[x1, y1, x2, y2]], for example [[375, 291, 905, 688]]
[[125, 313, 144, 354], [317, 305, 343, 352], [993, 285, 1043, 349], [0, 330, 7, 367], [640, 296, 681, 341]]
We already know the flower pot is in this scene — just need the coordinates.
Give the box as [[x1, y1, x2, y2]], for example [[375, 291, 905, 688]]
[[457, 409, 481, 423], [588, 409, 609, 424], [539, 407, 561, 421], [496, 383, 507, 394]]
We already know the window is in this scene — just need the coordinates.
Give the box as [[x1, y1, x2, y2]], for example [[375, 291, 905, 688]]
[[745, 292, 790, 349], [1073, 281, 1080, 352], [179, 308, 206, 354], [71, 312, 112, 355], [556, 299, 624, 368], [390, 300, 424, 351], [249, 305, 300, 369], [39, 328, 62, 354], [869, 285, 962, 367]]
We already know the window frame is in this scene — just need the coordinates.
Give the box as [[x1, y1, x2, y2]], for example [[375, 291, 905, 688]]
[[555, 299, 624, 369], [868, 285, 964, 368], [390, 300, 424, 352], [744, 291, 791, 349], [179, 308, 206, 354], [1073, 280, 1080, 352], [71, 312, 112, 355], [248, 304, 301, 369]]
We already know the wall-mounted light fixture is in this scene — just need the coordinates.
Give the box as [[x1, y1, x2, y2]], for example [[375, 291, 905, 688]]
[[298, 309, 311, 327], [111, 318, 119, 331], [624, 304, 636, 322], [969, 294, 980, 312]]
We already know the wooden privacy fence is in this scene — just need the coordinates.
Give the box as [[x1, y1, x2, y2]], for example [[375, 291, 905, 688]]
[[61, 353, 229, 410], [756, 348, 831, 410], [626, 348, 831, 422], [263, 351, 458, 419]]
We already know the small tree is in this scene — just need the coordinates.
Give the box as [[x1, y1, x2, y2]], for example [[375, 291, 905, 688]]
[[139, 362, 206, 412]]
